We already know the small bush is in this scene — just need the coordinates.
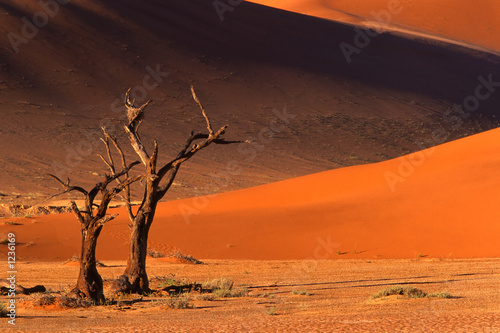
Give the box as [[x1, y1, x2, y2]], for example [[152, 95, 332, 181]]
[[168, 250, 203, 264], [161, 295, 193, 309], [158, 277, 179, 289], [0, 303, 7, 317], [58, 296, 93, 308], [204, 277, 234, 291], [265, 306, 276, 315], [196, 294, 215, 301], [147, 249, 165, 258], [2, 221, 21, 225], [291, 289, 311, 296], [372, 286, 427, 299], [203, 278, 247, 298], [428, 292, 453, 299], [31, 294, 57, 306]]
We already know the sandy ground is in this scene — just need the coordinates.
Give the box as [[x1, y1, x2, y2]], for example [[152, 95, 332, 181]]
[[1, 258, 500, 332]]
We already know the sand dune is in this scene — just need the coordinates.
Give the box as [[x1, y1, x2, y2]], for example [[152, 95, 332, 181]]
[[3, 127, 500, 261], [0, 0, 499, 206], [249, 0, 500, 53]]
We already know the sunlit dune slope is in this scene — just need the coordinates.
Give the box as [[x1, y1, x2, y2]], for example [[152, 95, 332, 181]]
[[4, 127, 500, 260], [248, 0, 500, 53]]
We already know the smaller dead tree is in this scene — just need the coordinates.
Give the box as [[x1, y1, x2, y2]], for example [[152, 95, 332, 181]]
[[49, 154, 141, 303]]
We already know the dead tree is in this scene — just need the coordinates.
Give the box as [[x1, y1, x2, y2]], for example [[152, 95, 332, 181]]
[[49, 157, 141, 303], [113, 86, 241, 294]]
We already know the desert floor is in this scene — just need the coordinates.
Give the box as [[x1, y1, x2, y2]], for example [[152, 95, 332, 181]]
[[2, 258, 500, 332]]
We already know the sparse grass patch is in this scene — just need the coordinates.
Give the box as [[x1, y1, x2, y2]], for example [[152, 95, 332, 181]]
[[30, 294, 57, 306], [156, 295, 193, 309], [2, 221, 21, 225], [58, 295, 93, 308], [204, 277, 234, 291], [196, 294, 215, 301], [168, 250, 203, 264], [291, 289, 311, 296], [428, 292, 453, 299], [203, 277, 248, 298], [147, 249, 165, 258], [371, 286, 427, 299], [265, 306, 277, 315], [158, 276, 179, 289]]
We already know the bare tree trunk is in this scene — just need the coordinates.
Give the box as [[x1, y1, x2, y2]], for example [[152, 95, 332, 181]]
[[70, 225, 104, 303], [123, 213, 152, 293]]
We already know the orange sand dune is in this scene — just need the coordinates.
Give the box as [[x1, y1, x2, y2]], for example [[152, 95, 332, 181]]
[[249, 0, 500, 53], [3, 127, 500, 261]]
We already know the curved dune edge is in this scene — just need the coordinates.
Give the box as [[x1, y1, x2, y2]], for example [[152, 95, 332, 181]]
[[247, 0, 500, 54], [3, 128, 500, 261]]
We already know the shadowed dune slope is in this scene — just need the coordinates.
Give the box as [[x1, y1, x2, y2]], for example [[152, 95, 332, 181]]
[[4, 127, 500, 260], [0, 0, 499, 204]]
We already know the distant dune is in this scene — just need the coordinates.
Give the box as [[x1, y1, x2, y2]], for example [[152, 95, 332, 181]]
[[5, 127, 500, 261], [249, 0, 500, 53], [0, 0, 499, 205]]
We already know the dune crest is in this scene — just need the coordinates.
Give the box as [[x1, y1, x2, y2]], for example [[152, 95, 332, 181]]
[[248, 0, 500, 53]]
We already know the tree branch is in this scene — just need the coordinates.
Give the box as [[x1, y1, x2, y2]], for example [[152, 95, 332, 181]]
[[96, 214, 119, 227], [101, 128, 136, 221], [190, 85, 213, 135]]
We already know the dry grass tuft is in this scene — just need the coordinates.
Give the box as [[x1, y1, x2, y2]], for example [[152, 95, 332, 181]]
[[168, 250, 203, 264]]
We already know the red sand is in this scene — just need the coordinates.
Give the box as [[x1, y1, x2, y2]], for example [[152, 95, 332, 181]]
[[3, 127, 500, 261], [249, 0, 500, 53]]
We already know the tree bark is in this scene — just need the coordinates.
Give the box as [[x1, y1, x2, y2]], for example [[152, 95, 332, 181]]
[[70, 225, 104, 303], [122, 214, 151, 293]]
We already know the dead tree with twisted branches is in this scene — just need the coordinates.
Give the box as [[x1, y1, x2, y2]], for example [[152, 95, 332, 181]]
[[49, 152, 141, 303], [112, 86, 241, 294]]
